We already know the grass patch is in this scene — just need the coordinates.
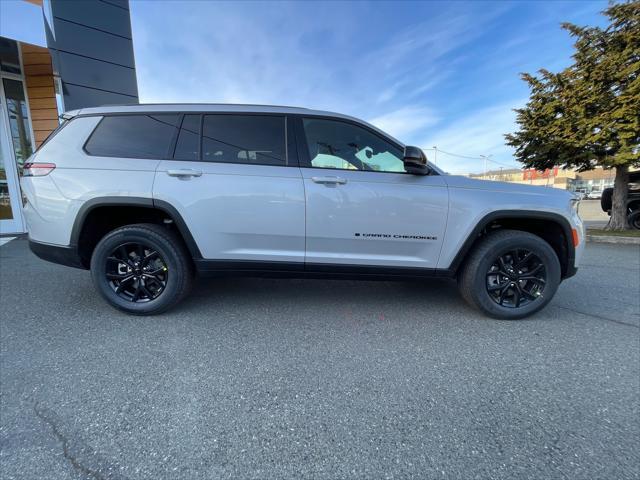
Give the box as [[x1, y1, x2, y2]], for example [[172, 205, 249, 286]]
[[587, 228, 640, 237]]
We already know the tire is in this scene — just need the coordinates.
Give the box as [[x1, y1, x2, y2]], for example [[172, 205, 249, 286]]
[[458, 229, 561, 320], [90, 223, 193, 315], [600, 188, 613, 212], [628, 209, 640, 230]]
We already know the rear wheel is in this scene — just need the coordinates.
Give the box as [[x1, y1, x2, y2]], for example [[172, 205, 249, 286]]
[[458, 230, 561, 319], [90, 224, 193, 315]]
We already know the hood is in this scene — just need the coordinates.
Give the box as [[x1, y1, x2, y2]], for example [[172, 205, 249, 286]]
[[443, 175, 573, 199]]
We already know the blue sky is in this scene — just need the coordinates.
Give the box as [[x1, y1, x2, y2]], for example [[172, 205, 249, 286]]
[[1, 0, 608, 174], [129, 0, 608, 173]]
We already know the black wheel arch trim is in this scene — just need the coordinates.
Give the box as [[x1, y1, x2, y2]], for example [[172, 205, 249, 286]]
[[70, 196, 203, 260], [448, 210, 576, 279], [29, 239, 86, 269]]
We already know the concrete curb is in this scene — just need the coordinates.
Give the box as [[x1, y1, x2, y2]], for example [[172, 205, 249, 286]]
[[586, 234, 640, 245]]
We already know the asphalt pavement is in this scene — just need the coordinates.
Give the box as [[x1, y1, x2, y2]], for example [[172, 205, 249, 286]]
[[577, 199, 610, 228], [1, 237, 638, 479]]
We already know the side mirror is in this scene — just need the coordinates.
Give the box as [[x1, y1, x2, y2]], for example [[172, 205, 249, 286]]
[[403, 146, 429, 175]]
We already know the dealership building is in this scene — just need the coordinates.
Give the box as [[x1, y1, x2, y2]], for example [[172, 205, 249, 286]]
[[0, 0, 138, 234]]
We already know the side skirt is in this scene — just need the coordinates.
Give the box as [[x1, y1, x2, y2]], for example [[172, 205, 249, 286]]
[[194, 260, 456, 280]]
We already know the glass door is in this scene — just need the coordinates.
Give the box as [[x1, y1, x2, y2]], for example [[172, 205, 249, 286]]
[[0, 77, 33, 234]]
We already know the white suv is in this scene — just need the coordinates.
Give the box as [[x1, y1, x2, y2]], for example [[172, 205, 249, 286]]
[[21, 104, 584, 319]]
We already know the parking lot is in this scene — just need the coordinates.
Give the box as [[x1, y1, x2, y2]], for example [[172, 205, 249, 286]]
[[1, 237, 638, 480], [577, 199, 610, 227]]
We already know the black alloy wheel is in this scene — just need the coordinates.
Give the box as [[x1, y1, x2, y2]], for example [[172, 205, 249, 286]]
[[91, 224, 193, 315], [106, 242, 169, 302], [486, 249, 546, 308], [457, 229, 561, 319]]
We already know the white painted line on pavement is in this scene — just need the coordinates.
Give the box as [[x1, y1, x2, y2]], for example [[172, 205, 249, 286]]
[[0, 237, 16, 247]]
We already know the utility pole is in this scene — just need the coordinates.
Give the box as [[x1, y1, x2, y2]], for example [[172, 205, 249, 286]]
[[480, 155, 492, 179], [432, 146, 437, 166]]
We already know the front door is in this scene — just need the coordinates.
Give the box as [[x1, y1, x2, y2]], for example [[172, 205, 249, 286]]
[[0, 77, 33, 234], [297, 116, 448, 269]]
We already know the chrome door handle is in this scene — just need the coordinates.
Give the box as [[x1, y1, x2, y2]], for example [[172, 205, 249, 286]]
[[167, 169, 202, 178], [311, 176, 347, 185]]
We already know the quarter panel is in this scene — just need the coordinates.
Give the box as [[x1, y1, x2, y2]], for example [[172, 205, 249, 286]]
[[24, 116, 161, 245]]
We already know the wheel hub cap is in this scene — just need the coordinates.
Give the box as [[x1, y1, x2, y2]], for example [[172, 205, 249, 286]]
[[105, 242, 168, 303], [486, 248, 547, 309]]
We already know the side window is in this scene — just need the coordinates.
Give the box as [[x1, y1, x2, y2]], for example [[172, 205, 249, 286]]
[[173, 114, 201, 161], [85, 114, 179, 159], [302, 118, 404, 173], [202, 115, 286, 166]]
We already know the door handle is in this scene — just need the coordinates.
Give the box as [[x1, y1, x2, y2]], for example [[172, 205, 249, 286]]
[[167, 169, 202, 178], [311, 176, 347, 185]]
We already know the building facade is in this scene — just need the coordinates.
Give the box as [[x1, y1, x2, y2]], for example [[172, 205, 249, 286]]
[[467, 166, 618, 193], [0, 0, 138, 234]]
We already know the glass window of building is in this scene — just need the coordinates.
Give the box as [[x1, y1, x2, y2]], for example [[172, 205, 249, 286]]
[[0, 38, 21, 74], [2, 78, 33, 168]]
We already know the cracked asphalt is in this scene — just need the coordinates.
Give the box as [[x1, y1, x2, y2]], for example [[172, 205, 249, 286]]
[[1, 237, 638, 480]]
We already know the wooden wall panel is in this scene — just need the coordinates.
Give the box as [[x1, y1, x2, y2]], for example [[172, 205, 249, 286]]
[[23, 64, 53, 76], [34, 131, 51, 144], [31, 108, 58, 121], [29, 97, 57, 110], [20, 42, 59, 148]]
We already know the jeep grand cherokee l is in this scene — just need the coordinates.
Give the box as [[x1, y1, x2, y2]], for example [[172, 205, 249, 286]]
[[21, 104, 584, 319]]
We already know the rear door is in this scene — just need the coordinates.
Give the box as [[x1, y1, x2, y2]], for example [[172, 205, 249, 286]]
[[296, 116, 448, 269], [153, 113, 305, 266]]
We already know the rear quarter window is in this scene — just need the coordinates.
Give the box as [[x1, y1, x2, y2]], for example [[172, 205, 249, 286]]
[[85, 114, 180, 159]]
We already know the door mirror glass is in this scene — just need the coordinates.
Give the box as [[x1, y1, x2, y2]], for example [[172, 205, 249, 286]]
[[403, 146, 429, 175]]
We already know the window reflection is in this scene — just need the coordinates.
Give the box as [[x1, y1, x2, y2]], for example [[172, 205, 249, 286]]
[[3, 78, 33, 169], [0, 133, 13, 220], [0, 38, 21, 75]]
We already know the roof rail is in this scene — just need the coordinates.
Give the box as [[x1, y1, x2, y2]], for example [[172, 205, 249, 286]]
[[96, 102, 311, 110]]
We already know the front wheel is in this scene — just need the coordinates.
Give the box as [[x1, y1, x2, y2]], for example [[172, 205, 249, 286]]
[[90, 224, 193, 315], [458, 230, 561, 319], [628, 209, 640, 230]]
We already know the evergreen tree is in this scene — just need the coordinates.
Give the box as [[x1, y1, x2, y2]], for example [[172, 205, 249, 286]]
[[506, 1, 639, 230]]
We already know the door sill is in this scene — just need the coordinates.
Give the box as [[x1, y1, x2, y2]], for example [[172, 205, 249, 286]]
[[194, 259, 455, 280]]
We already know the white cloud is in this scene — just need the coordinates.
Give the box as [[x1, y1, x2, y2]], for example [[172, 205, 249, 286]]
[[129, 2, 506, 120], [128, 1, 526, 176], [418, 100, 526, 174], [369, 107, 439, 142]]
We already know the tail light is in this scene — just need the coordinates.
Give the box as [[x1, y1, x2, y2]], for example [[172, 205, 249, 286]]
[[23, 162, 56, 177]]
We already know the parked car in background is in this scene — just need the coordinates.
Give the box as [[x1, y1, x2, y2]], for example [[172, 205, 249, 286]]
[[573, 188, 588, 199], [587, 190, 602, 199], [601, 170, 640, 230], [21, 104, 584, 319]]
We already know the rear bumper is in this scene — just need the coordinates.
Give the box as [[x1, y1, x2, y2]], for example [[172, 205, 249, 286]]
[[29, 239, 86, 269]]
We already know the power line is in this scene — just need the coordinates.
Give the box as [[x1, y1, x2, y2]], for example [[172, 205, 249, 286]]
[[483, 157, 519, 169], [422, 147, 519, 169], [421, 147, 482, 160]]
